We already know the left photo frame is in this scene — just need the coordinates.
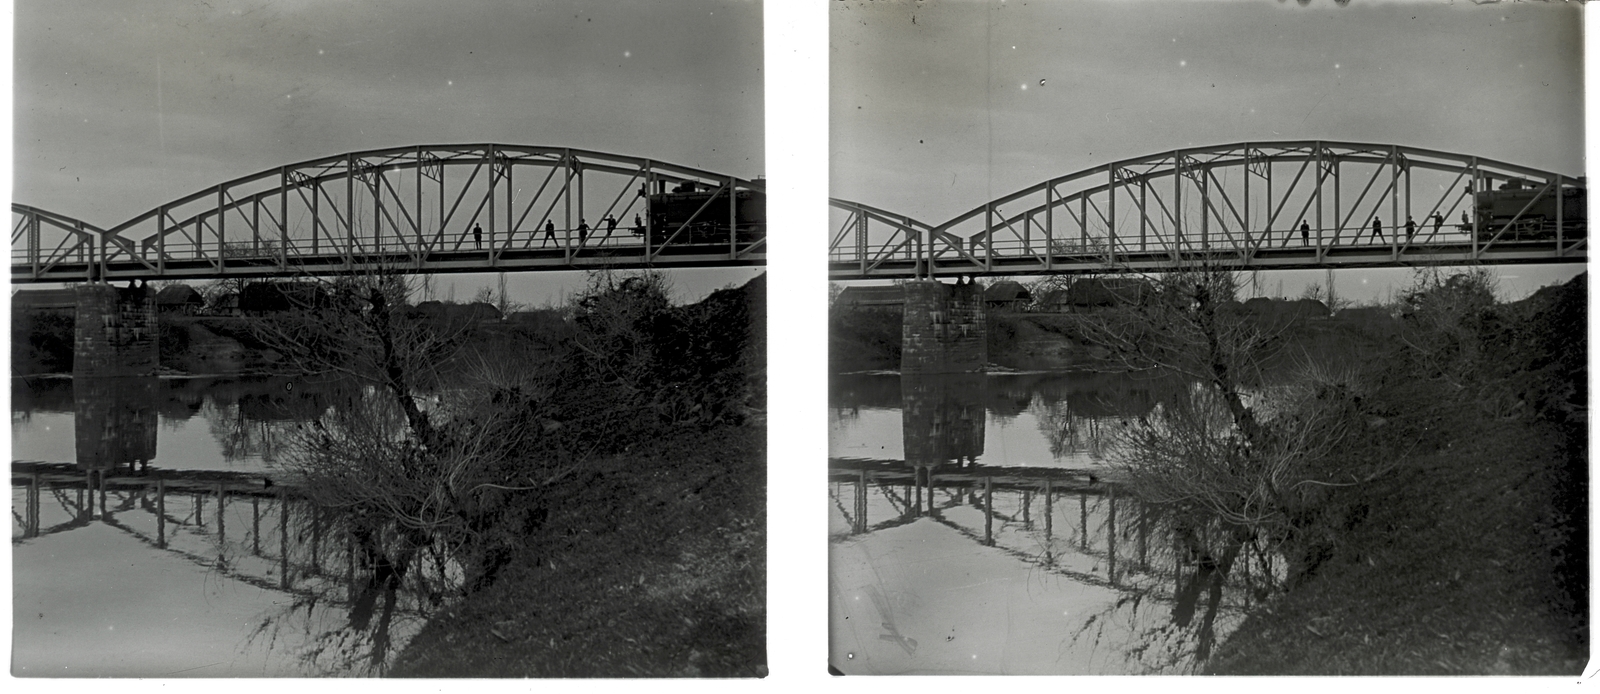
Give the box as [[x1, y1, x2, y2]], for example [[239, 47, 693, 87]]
[[11, 0, 767, 677]]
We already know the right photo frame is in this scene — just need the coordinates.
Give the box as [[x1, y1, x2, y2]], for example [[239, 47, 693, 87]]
[[826, 0, 1587, 676]]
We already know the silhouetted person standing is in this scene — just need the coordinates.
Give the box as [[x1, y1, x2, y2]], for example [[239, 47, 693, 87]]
[[1299, 220, 1310, 244], [604, 215, 618, 241], [472, 223, 483, 249], [1432, 212, 1444, 237], [543, 220, 558, 248], [632, 213, 645, 237], [577, 219, 589, 246], [1370, 217, 1384, 243], [1404, 215, 1416, 241]]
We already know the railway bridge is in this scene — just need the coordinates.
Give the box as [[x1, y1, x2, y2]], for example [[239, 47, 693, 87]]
[[15, 144, 767, 284], [831, 141, 1584, 279], [12, 143, 767, 374], [829, 141, 1586, 371]]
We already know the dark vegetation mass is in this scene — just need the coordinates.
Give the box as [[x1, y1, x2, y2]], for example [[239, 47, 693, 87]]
[[1206, 271, 1586, 675], [264, 271, 766, 676], [15, 272, 765, 675], [829, 271, 1585, 674]]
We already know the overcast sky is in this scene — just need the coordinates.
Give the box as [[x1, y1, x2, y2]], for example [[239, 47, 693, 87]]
[[831, 0, 1586, 301], [14, 0, 765, 304]]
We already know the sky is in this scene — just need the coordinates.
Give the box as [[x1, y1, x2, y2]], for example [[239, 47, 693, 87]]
[[830, 0, 1587, 302], [13, 0, 765, 305]]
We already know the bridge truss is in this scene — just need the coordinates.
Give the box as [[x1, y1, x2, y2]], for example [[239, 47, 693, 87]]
[[13, 144, 766, 284], [830, 141, 1587, 279]]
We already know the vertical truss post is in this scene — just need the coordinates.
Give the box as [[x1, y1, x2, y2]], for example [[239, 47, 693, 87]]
[[415, 148, 425, 257], [1403, 155, 1412, 254], [984, 202, 994, 272], [1172, 152, 1183, 261], [346, 154, 356, 267], [1045, 183, 1055, 270], [1390, 146, 1399, 257], [252, 196, 261, 255], [644, 163, 655, 262], [1107, 166, 1117, 265], [1315, 144, 1325, 259], [1556, 175, 1565, 250], [373, 167, 383, 253], [563, 150, 573, 263], [1138, 178, 1147, 252], [1199, 164, 1209, 253], [729, 176, 738, 258], [1471, 158, 1480, 259], [1333, 151, 1342, 248], [216, 187, 227, 271], [156, 206, 167, 273], [1242, 150, 1251, 249], [1079, 194, 1088, 254], [311, 181, 320, 257], [856, 212, 867, 275], [487, 146, 497, 262], [279, 167, 289, 268], [504, 154, 514, 255]]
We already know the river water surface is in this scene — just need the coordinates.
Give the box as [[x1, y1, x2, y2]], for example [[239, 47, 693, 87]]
[[12, 375, 421, 676], [829, 371, 1268, 675]]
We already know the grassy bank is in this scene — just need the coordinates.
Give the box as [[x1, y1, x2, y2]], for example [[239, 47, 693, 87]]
[[1206, 274, 1588, 675], [1206, 414, 1585, 675], [391, 424, 766, 677]]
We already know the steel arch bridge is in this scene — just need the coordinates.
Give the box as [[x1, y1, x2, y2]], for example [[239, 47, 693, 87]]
[[12, 144, 766, 284], [830, 141, 1587, 280]]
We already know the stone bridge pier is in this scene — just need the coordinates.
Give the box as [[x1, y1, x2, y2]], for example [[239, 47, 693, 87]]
[[73, 282, 158, 377], [900, 279, 986, 374]]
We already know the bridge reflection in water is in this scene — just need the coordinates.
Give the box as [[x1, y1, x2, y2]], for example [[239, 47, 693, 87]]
[[829, 371, 1279, 672], [13, 374, 439, 673]]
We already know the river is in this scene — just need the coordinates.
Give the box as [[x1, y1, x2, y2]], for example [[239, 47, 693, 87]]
[[828, 371, 1271, 675], [11, 374, 423, 677]]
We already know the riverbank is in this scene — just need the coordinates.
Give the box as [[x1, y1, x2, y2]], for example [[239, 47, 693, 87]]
[[390, 424, 766, 677], [1206, 274, 1588, 675], [1206, 414, 1586, 675]]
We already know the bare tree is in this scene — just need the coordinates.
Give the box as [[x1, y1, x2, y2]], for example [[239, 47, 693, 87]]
[[1068, 266, 1365, 660]]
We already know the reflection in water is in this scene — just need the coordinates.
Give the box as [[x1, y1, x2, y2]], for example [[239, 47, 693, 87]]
[[828, 469, 1279, 674], [831, 371, 1186, 470], [12, 375, 429, 675], [831, 370, 1269, 674], [901, 374, 985, 469], [73, 376, 158, 474]]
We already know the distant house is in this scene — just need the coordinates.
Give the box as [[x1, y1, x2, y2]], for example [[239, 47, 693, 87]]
[[11, 288, 78, 312], [1060, 277, 1152, 310], [239, 282, 332, 313], [458, 302, 502, 323], [155, 284, 205, 314], [209, 292, 241, 316], [982, 280, 1032, 310], [834, 285, 905, 310]]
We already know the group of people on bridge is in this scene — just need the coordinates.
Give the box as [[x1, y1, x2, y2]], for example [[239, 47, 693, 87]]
[[465, 214, 646, 250]]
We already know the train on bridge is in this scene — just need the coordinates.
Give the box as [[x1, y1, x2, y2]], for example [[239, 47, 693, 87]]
[[1471, 178, 1586, 241], [646, 179, 766, 247]]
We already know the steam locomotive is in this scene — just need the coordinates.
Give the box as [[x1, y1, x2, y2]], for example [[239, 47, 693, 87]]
[[645, 179, 766, 247], [1469, 178, 1587, 241]]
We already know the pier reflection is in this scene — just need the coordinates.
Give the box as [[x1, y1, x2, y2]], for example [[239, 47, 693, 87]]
[[74, 376, 159, 475]]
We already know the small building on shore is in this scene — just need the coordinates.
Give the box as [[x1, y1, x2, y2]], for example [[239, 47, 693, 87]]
[[155, 284, 206, 314], [834, 285, 905, 311]]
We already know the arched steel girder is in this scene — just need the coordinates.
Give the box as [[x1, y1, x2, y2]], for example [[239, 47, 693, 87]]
[[827, 198, 937, 277], [10, 204, 116, 281], [14, 144, 766, 283], [831, 141, 1586, 279]]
